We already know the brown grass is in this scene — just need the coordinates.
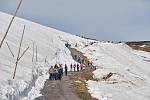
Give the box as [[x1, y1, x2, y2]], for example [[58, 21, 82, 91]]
[[128, 45, 150, 52], [70, 71, 98, 100]]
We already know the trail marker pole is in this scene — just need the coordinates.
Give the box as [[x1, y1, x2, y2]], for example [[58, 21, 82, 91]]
[[13, 25, 25, 79], [6, 42, 15, 57], [0, 0, 23, 48]]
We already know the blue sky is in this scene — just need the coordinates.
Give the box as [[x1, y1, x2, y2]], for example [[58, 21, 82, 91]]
[[0, 0, 150, 41]]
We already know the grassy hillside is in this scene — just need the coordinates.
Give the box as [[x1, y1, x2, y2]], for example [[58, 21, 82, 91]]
[[126, 41, 150, 52]]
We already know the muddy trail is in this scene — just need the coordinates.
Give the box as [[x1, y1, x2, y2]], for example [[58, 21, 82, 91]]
[[35, 47, 94, 100], [35, 74, 81, 100]]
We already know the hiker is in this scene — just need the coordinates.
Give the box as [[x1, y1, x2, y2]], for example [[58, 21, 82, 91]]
[[80, 64, 84, 71], [74, 55, 77, 61], [58, 66, 62, 80], [54, 64, 59, 80], [69, 44, 71, 48], [65, 64, 68, 76], [75, 43, 78, 47], [70, 63, 73, 71], [81, 59, 84, 64], [90, 62, 93, 69], [78, 56, 81, 63], [57, 64, 63, 80], [92, 63, 96, 70], [65, 42, 69, 48], [60, 64, 64, 76], [87, 61, 90, 67], [49, 66, 54, 80], [77, 63, 79, 72], [73, 63, 76, 72], [58, 68, 61, 80]]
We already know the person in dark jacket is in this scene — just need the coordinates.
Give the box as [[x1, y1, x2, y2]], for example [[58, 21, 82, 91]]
[[74, 55, 77, 61], [82, 59, 85, 64], [58, 67, 62, 80], [73, 64, 76, 72], [60, 66, 63, 76], [70, 63, 73, 72], [65, 64, 68, 76], [59, 64, 63, 76], [54, 64, 59, 80], [77, 63, 79, 72], [78, 56, 81, 63]]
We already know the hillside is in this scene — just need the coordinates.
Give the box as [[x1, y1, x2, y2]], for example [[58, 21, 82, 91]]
[[0, 11, 85, 100], [0, 11, 150, 100]]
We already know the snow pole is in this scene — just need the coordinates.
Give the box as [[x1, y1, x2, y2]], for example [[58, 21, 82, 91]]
[[36, 45, 38, 62], [13, 25, 25, 79], [32, 42, 35, 62], [45, 56, 47, 63], [6, 42, 15, 57], [18, 46, 29, 61], [0, 0, 23, 48]]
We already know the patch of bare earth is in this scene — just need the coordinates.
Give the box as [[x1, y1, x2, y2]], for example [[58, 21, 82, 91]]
[[69, 70, 98, 100]]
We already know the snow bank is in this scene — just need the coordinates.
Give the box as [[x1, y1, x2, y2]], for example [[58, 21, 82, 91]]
[[79, 42, 150, 100], [0, 12, 74, 100]]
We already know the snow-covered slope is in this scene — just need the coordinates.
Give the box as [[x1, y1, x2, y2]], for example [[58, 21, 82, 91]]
[[0, 11, 83, 100], [62, 32, 150, 100], [1, 11, 150, 100], [79, 42, 150, 100]]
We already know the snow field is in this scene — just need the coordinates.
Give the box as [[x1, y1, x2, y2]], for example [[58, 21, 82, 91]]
[[0, 12, 75, 100], [1, 11, 150, 100]]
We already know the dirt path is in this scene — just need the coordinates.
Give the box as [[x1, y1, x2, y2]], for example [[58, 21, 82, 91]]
[[35, 47, 94, 100], [69, 48, 91, 67], [35, 73, 81, 100]]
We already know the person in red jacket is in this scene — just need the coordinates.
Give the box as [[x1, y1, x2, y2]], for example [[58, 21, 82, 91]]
[[80, 64, 84, 71]]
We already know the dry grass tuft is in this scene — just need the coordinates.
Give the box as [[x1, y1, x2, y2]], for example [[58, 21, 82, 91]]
[[70, 71, 98, 100]]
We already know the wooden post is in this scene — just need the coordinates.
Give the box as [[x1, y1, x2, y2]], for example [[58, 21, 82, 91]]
[[13, 25, 25, 79], [6, 42, 15, 57], [45, 56, 47, 63], [32, 42, 35, 62], [36, 45, 38, 62], [18, 46, 29, 61], [0, 0, 23, 48]]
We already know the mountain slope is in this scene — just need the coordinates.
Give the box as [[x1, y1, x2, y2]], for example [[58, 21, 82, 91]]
[[0, 11, 79, 100], [0, 11, 150, 100]]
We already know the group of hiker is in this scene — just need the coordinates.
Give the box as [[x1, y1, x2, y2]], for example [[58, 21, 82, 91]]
[[70, 63, 85, 72], [48, 63, 86, 80], [48, 47, 97, 80], [49, 64, 68, 80], [73, 54, 96, 70], [48, 61, 96, 81]]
